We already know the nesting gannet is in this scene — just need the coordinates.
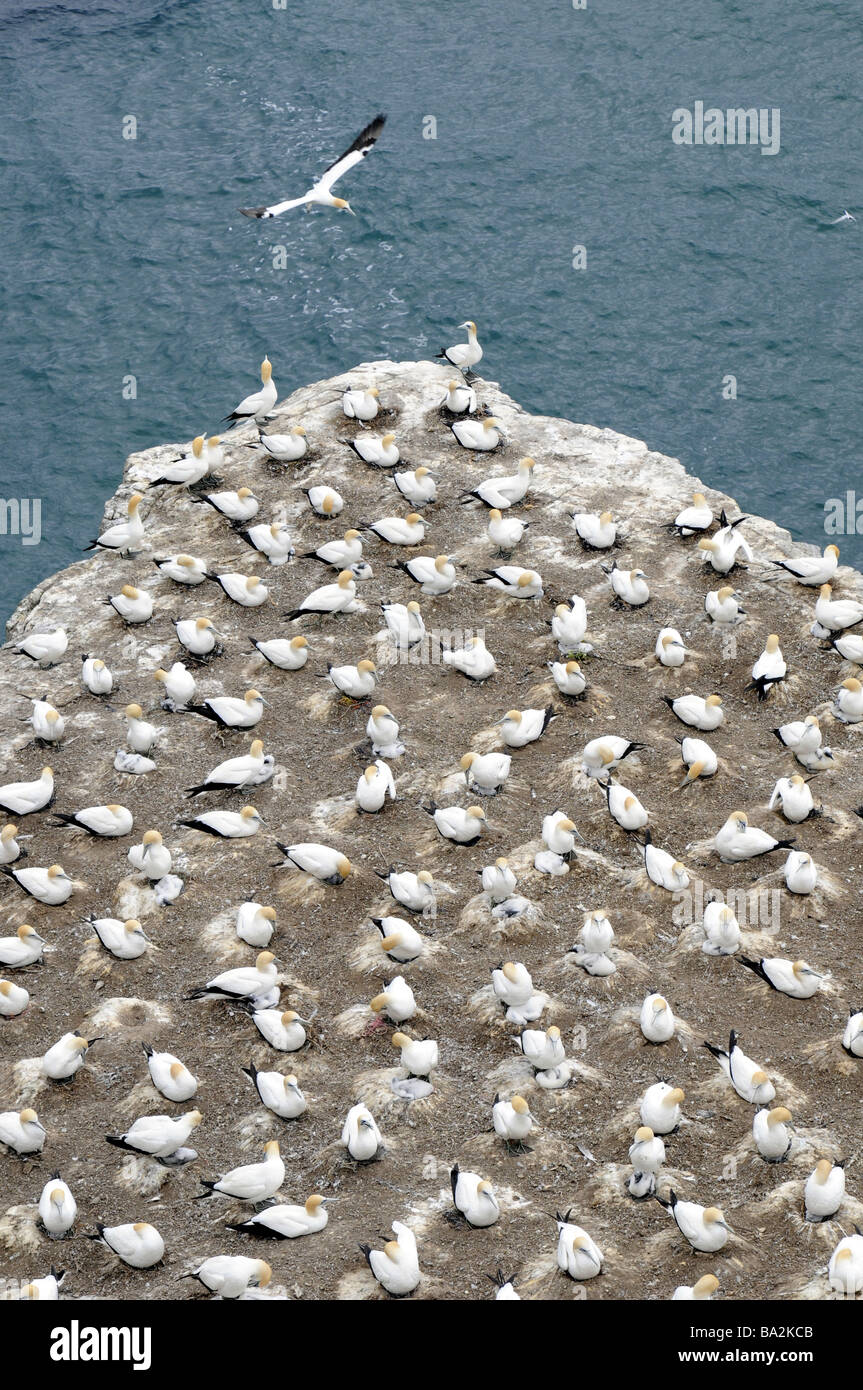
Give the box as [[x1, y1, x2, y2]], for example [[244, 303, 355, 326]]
[[376, 867, 435, 914], [679, 737, 718, 784], [188, 689, 265, 729], [195, 485, 259, 524], [381, 599, 425, 651], [520, 1025, 565, 1071], [474, 565, 543, 599], [250, 1008, 307, 1051], [426, 802, 487, 844], [0, 1107, 45, 1154], [556, 1214, 604, 1279], [230, 1195, 331, 1239], [628, 1126, 666, 1199], [88, 1222, 165, 1270], [0, 822, 21, 865], [341, 1103, 383, 1162], [657, 1191, 730, 1252], [698, 524, 752, 573], [663, 693, 724, 733], [842, 1008, 863, 1058], [254, 426, 308, 464], [772, 543, 839, 586], [206, 572, 268, 608], [541, 810, 582, 858], [370, 975, 416, 1023], [774, 715, 821, 756], [178, 805, 263, 840], [3, 863, 73, 905], [81, 654, 113, 694], [572, 510, 616, 550], [240, 113, 385, 218], [301, 529, 363, 569], [815, 583, 863, 633], [576, 910, 613, 956], [326, 658, 377, 700], [250, 634, 309, 670], [487, 508, 527, 554], [437, 320, 483, 374], [86, 492, 145, 553], [391, 1032, 438, 1077], [13, 628, 67, 667], [704, 1030, 775, 1104], [366, 705, 403, 756], [496, 708, 554, 751], [29, 701, 64, 744], [18, 1270, 64, 1300], [397, 552, 457, 595], [705, 585, 744, 624], [441, 379, 477, 412], [357, 760, 396, 812], [39, 1176, 76, 1235], [655, 627, 688, 668], [106, 1110, 202, 1159], [830, 631, 863, 663], [285, 569, 358, 619], [483, 863, 518, 909], [461, 751, 511, 795], [121, 705, 158, 754], [671, 492, 713, 536], [185, 742, 271, 798], [0, 764, 56, 814], [441, 636, 496, 681], [671, 1274, 721, 1301], [244, 1062, 307, 1119], [151, 436, 209, 487], [491, 959, 531, 1004], [606, 563, 649, 607], [106, 584, 153, 624], [785, 849, 817, 895], [364, 513, 427, 547], [88, 915, 149, 959], [548, 659, 586, 697], [41, 1032, 99, 1081], [360, 1221, 420, 1297], [198, 1140, 284, 1202], [640, 1082, 684, 1134], [184, 1255, 272, 1299], [153, 553, 208, 586], [186, 951, 277, 1002], [237, 522, 294, 567], [804, 1160, 845, 1222], [492, 1095, 534, 1151], [394, 466, 436, 506], [739, 954, 821, 1000], [747, 634, 786, 700], [452, 415, 503, 450], [753, 1106, 793, 1162], [222, 359, 277, 424], [142, 1044, 198, 1102], [460, 456, 535, 508], [715, 810, 793, 862], [153, 662, 196, 710], [828, 1235, 863, 1294], [701, 902, 741, 956], [345, 432, 400, 468], [488, 1271, 520, 1300], [582, 735, 643, 779], [830, 674, 863, 726], [768, 774, 815, 823], [342, 385, 380, 421], [603, 781, 648, 832], [52, 803, 133, 838], [0, 978, 29, 1016], [640, 993, 675, 1044], [236, 901, 277, 947], [302, 485, 345, 520], [276, 842, 351, 884], [175, 616, 219, 658], [451, 1166, 500, 1227]]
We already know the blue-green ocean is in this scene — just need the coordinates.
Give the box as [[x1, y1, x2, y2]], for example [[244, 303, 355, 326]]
[[1, 0, 861, 622]]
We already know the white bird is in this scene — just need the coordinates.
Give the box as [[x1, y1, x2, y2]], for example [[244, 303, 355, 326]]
[[199, 1140, 284, 1202], [30, 701, 64, 743], [285, 569, 357, 619], [556, 1214, 604, 1278], [520, 1025, 564, 1071], [705, 585, 743, 624], [715, 810, 794, 863], [658, 1191, 729, 1253], [394, 466, 436, 506], [52, 803, 133, 837], [89, 916, 149, 959], [244, 1063, 307, 1119], [254, 426, 308, 463], [785, 849, 817, 895], [487, 508, 526, 553], [772, 543, 839, 586], [640, 993, 675, 1043], [250, 635, 309, 670], [4, 863, 73, 905], [603, 781, 648, 832], [679, 737, 718, 784], [367, 704, 404, 756], [753, 1106, 793, 1162], [461, 456, 534, 506], [492, 1095, 534, 1149], [452, 415, 504, 451], [655, 627, 687, 667], [607, 563, 649, 606], [672, 1274, 721, 1302], [223, 359, 278, 424], [14, 628, 68, 667], [804, 1159, 845, 1222], [498, 707, 554, 749], [830, 631, 863, 663], [251, 1008, 307, 1051], [579, 910, 614, 954], [361, 1221, 420, 1297], [151, 436, 210, 487], [106, 1110, 202, 1159], [365, 513, 427, 547], [397, 552, 456, 595], [836, 677, 863, 722], [185, 1255, 272, 1299], [81, 655, 113, 694], [442, 635, 496, 681], [381, 599, 425, 650], [301, 529, 363, 569], [342, 386, 380, 421], [230, 1195, 331, 1239], [302, 484, 345, 518], [629, 1126, 666, 1199], [0, 1107, 45, 1154], [814, 583, 863, 633], [739, 954, 821, 999], [548, 659, 586, 696], [344, 431, 400, 469], [41, 1032, 97, 1081], [186, 951, 277, 1002], [461, 750, 510, 794], [154, 553, 208, 585], [184, 734, 267, 797], [663, 693, 725, 731], [0, 978, 29, 1016], [143, 1044, 198, 1103], [437, 320, 483, 374], [326, 659, 377, 700], [704, 1029, 775, 1104], [377, 867, 435, 914], [475, 565, 543, 598], [572, 510, 616, 549], [671, 492, 713, 535], [239, 522, 294, 566], [356, 761, 396, 812], [451, 1166, 500, 1227], [236, 901, 277, 947], [0, 823, 21, 865], [701, 902, 741, 956], [90, 1222, 165, 1269], [774, 714, 821, 754], [640, 1082, 685, 1134], [188, 690, 265, 730], [748, 634, 786, 700], [276, 842, 351, 884], [484, 861, 518, 906], [370, 976, 416, 1024], [0, 766, 54, 816], [18, 1271, 64, 1300], [38, 1176, 76, 1235], [489, 1272, 520, 1300], [175, 616, 219, 658], [207, 572, 268, 608], [178, 805, 263, 840], [440, 378, 477, 412], [239, 113, 386, 218], [768, 774, 814, 823], [341, 1104, 382, 1162], [106, 584, 153, 624], [828, 1234, 863, 1294], [843, 1008, 863, 1058], [122, 704, 159, 754], [582, 735, 642, 778], [391, 1032, 438, 1076], [154, 662, 196, 709], [698, 525, 752, 573], [196, 485, 259, 523], [427, 802, 486, 844], [542, 810, 581, 857]]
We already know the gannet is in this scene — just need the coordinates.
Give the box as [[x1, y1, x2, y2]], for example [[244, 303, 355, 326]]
[[230, 1195, 331, 1238], [836, 677, 863, 722], [381, 599, 425, 650], [240, 113, 386, 218], [357, 761, 396, 812], [52, 803, 133, 837], [81, 655, 113, 694], [39, 1176, 76, 1235], [360, 1221, 420, 1297], [698, 525, 752, 573], [541, 811, 582, 856], [656, 627, 687, 667], [13, 628, 68, 666], [366, 705, 403, 756], [3, 862, 73, 905], [153, 553, 208, 585], [195, 485, 259, 523], [491, 960, 532, 1003], [143, 1044, 198, 1102], [657, 1191, 730, 1252], [303, 485, 345, 518], [88, 915, 149, 959], [284, 569, 357, 619], [704, 1029, 775, 1104], [370, 975, 416, 1023], [671, 492, 713, 536], [244, 1062, 307, 1119], [461, 751, 510, 794], [188, 689, 264, 729], [106, 1110, 202, 1159], [394, 466, 436, 506], [391, 1032, 438, 1076], [804, 1159, 845, 1222], [250, 1008, 307, 1051], [714, 810, 794, 862], [153, 662, 196, 710], [222, 359, 277, 424], [483, 859, 517, 906], [772, 543, 839, 586], [0, 1107, 45, 1154], [236, 901, 276, 947], [498, 707, 554, 749], [474, 565, 543, 598], [0, 822, 21, 865], [830, 631, 863, 663], [768, 774, 815, 823], [460, 456, 535, 508], [89, 1222, 165, 1268], [520, 1025, 564, 1071], [341, 1104, 383, 1162], [488, 1271, 520, 1300], [452, 416, 504, 451], [739, 954, 821, 999], [492, 1095, 534, 1150], [663, 693, 724, 731], [572, 510, 616, 550], [753, 1106, 793, 1162], [326, 658, 377, 700], [640, 993, 675, 1043], [603, 781, 648, 831], [185, 741, 271, 797], [640, 1082, 684, 1134], [582, 735, 642, 779], [18, 1270, 64, 1300], [87, 492, 144, 553], [206, 572, 268, 607], [606, 563, 649, 606], [701, 902, 740, 956], [679, 736, 718, 783], [345, 432, 399, 467], [829, 1234, 863, 1294], [548, 659, 586, 696], [238, 522, 294, 566], [671, 1274, 720, 1301], [375, 867, 435, 913], [451, 1166, 500, 1227], [774, 714, 820, 753], [425, 802, 487, 844], [186, 951, 277, 1002], [122, 704, 159, 754], [0, 978, 29, 1016], [178, 805, 263, 839], [106, 584, 153, 624], [441, 379, 477, 412], [250, 634, 309, 670], [705, 585, 744, 624], [578, 910, 614, 955], [842, 1008, 863, 1058], [628, 1126, 666, 1199], [184, 1255, 271, 1299], [254, 425, 308, 463], [815, 583, 863, 633], [747, 634, 786, 700], [556, 1214, 604, 1279], [437, 320, 483, 373], [198, 1140, 284, 1202], [42, 1032, 99, 1081], [342, 386, 380, 420], [397, 552, 456, 594], [301, 529, 363, 568], [276, 842, 351, 884], [441, 635, 496, 680], [151, 436, 210, 487], [175, 616, 219, 658], [30, 701, 64, 743], [550, 601, 588, 657], [487, 508, 527, 553]]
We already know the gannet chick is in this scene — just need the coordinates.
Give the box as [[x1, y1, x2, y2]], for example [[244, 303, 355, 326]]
[[663, 693, 724, 731], [705, 585, 744, 624], [250, 635, 309, 670], [88, 916, 148, 959], [628, 1126, 665, 1199], [124, 704, 159, 753], [0, 766, 52, 816], [603, 781, 648, 831], [222, 357, 277, 424], [244, 1063, 307, 1119], [804, 1159, 845, 1222], [198, 1140, 284, 1202], [41, 1032, 98, 1081], [492, 1095, 533, 1151], [442, 635, 496, 681], [451, 1166, 500, 1227], [357, 761, 396, 813], [0, 1107, 45, 1154], [753, 1106, 793, 1162], [438, 320, 483, 373], [773, 543, 840, 586], [18, 1270, 64, 1300], [484, 860, 518, 905], [196, 485, 259, 524], [461, 751, 511, 794], [229, 1194, 330, 1239], [426, 803, 487, 844], [702, 903, 740, 956], [284, 569, 357, 619], [376, 867, 435, 913], [206, 572, 268, 608], [474, 566, 543, 598], [153, 553, 208, 586], [843, 1008, 863, 1058], [396, 553, 457, 595], [739, 955, 822, 999], [441, 378, 477, 412], [175, 616, 219, 658], [128, 830, 172, 881], [551, 597, 588, 652], [381, 599, 425, 650], [391, 1032, 438, 1077], [255, 425, 308, 463], [698, 527, 752, 573], [657, 1191, 730, 1252], [655, 627, 687, 667], [582, 735, 642, 779], [52, 803, 133, 837], [345, 432, 399, 468], [640, 1082, 685, 1134], [556, 1213, 604, 1278], [672, 1274, 720, 1301], [360, 1220, 420, 1297], [488, 1270, 520, 1300], [250, 1008, 307, 1051], [39, 1176, 76, 1235], [178, 805, 263, 839], [704, 1030, 775, 1104], [747, 634, 786, 700], [370, 976, 416, 1023], [341, 1104, 383, 1162], [785, 849, 817, 895], [548, 659, 586, 697], [185, 951, 277, 1002], [89, 1222, 165, 1268], [14, 628, 68, 667], [81, 655, 113, 695], [276, 842, 351, 884], [571, 509, 616, 550], [106, 1110, 202, 1159], [342, 385, 380, 420], [143, 1044, 198, 1102], [452, 416, 502, 451], [326, 658, 377, 700], [236, 901, 277, 947], [460, 456, 536, 507], [0, 979, 29, 1016], [0, 823, 22, 865], [30, 701, 65, 743], [606, 563, 649, 606], [541, 811, 582, 857], [154, 662, 196, 708], [106, 584, 153, 624], [640, 993, 675, 1043], [828, 1234, 863, 1294], [836, 677, 863, 723], [520, 1025, 564, 1071], [185, 1255, 272, 1299], [672, 492, 713, 536], [301, 529, 363, 568], [715, 810, 794, 863], [487, 508, 526, 554], [815, 583, 863, 633], [4, 862, 73, 905], [394, 466, 436, 506], [642, 832, 689, 892]]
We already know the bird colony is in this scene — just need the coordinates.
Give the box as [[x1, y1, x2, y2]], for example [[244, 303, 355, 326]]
[[1, 335, 862, 1301]]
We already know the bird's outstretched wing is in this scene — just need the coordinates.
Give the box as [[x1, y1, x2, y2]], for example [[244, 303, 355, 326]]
[[317, 113, 387, 193], [239, 194, 308, 220]]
